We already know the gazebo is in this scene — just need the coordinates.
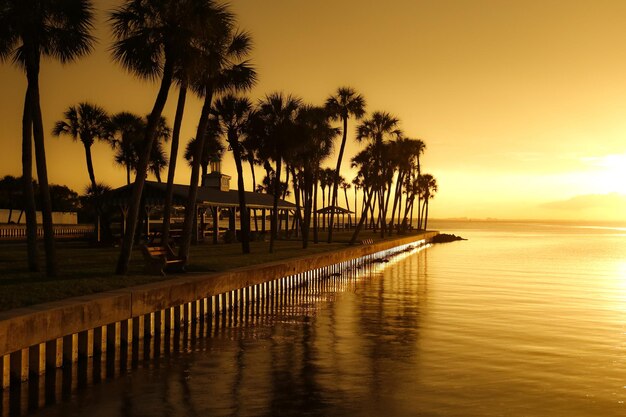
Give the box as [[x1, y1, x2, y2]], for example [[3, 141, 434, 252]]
[[316, 205, 353, 230]]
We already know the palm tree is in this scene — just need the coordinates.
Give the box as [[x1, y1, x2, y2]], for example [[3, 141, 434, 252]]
[[349, 145, 379, 244], [248, 93, 301, 253], [400, 139, 425, 229], [178, 15, 257, 262], [161, 0, 223, 247], [52, 102, 112, 190], [356, 111, 402, 238], [110, 113, 171, 184], [0, 0, 96, 276], [318, 167, 334, 231], [324, 87, 365, 242], [290, 105, 337, 247], [111, 0, 219, 274], [340, 177, 351, 209], [388, 138, 424, 234], [111, 112, 144, 184], [418, 174, 437, 230], [149, 115, 171, 182], [183, 122, 225, 181], [352, 176, 362, 224], [212, 94, 253, 253], [148, 136, 168, 182]]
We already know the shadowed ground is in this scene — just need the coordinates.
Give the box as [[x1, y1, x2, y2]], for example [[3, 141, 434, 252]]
[[0, 230, 425, 312]]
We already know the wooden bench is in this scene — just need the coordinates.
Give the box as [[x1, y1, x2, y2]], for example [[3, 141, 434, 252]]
[[141, 244, 186, 276], [361, 238, 374, 245]]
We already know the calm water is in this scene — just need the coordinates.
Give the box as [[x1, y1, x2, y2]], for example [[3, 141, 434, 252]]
[[32, 220, 626, 416]]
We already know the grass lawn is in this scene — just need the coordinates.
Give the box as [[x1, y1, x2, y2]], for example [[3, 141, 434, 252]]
[[0, 230, 421, 312]]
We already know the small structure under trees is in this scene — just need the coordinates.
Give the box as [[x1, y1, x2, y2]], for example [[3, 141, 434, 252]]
[[101, 173, 295, 245]]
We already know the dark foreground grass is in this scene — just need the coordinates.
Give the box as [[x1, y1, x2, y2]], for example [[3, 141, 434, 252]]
[[0, 230, 419, 312]]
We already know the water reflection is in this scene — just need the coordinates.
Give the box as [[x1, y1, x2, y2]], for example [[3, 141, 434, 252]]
[[16, 224, 626, 417], [0, 248, 428, 417]]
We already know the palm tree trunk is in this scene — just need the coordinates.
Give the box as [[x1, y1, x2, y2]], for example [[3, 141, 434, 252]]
[[417, 193, 423, 230], [382, 180, 394, 237], [290, 167, 302, 239], [328, 116, 348, 243], [350, 188, 374, 245], [282, 166, 290, 200], [248, 157, 256, 192], [179, 88, 214, 261], [353, 187, 358, 225], [116, 59, 174, 275], [162, 83, 187, 246], [28, 59, 57, 277], [321, 186, 326, 231], [313, 171, 319, 244], [424, 199, 430, 230], [301, 172, 313, 249], [84, 144, 97, 189], [269, 157, 282, 253], [390, 171, 404, 234], [232, 141, 250, 254], [84, 143, 103, 241], [22, 85, 38, 272]]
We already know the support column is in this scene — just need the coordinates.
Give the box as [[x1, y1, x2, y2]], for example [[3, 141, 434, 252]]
[[262, 209, 266, 233], [192, 204, 199, 245], [9, 349, 27, 385], [28, 343, 45, 378], [212, 206, 219, 244]]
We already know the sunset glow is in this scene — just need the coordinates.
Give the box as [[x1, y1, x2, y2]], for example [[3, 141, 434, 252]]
[[1, 0, 626, 221]]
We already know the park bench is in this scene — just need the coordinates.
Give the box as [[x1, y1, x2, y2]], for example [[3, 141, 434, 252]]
[[141, 244, 186, 276], [361, 238, 374, 245]]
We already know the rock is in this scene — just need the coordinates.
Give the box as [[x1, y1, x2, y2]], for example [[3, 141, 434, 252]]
[[431, 233, 467, 244]]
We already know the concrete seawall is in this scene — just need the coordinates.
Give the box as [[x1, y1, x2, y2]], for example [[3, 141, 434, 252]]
[[0, 231, 437, 392]]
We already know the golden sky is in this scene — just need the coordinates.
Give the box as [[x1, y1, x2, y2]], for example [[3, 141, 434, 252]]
[[1, 0, 626, 221]]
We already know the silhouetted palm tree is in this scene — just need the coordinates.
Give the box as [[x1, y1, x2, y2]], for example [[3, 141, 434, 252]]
[[111, 113, 170, 184], [111, 112, 144, 184], [324, 87, 365, 242], [111, 0, 219, 274], [356, 111, 402, 238], [183, 122, 224, 182], [388, 137, 425, 233], [178, 14, 256, 261], [290, 105, 338, 247], [249, 92, 301, 253], [149, 116, 171, 182], [400, 138, 425, 229], [340, 177, 351, 211], [349, 145, 378, 244], [352, 176, 362, 223], [212, 94, 253, 253], [418, 174, 437, 230], [0, 0, 95, 276], [52, 102, 112, 190], [161, 0, 223, 246]]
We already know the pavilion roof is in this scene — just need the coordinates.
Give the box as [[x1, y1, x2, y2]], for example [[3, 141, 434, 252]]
[[316, 205, 353, 214], [102, 181, 297, 210]]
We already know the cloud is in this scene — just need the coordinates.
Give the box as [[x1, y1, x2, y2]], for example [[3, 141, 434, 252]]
[[540, 193, 626, 211]]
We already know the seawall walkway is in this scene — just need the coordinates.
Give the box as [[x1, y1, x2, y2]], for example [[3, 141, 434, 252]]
[[0, 231, 437, 398]]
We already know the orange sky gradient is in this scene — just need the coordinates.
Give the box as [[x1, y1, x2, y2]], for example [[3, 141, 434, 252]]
[[1, 0, 626, 221]]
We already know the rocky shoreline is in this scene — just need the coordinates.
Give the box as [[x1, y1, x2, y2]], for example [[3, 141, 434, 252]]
[[431, 233, 467, 243]]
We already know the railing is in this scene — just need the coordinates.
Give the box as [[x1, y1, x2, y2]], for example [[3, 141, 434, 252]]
[[0, 232, 437, 416], [0, 225, 94, 240]]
